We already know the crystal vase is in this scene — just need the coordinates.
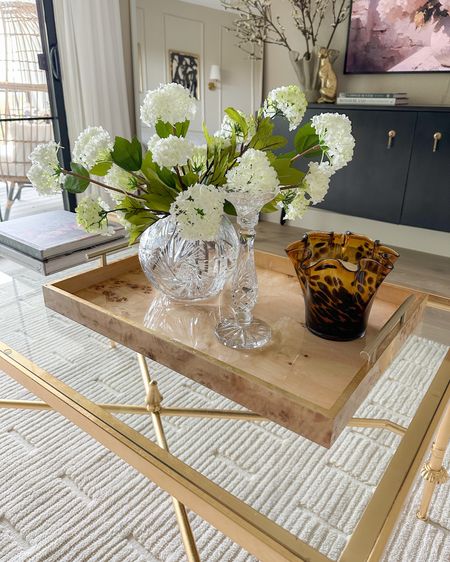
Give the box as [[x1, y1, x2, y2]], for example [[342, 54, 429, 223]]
[[139, 215, 238, 302], [215, 191, 277, 349]]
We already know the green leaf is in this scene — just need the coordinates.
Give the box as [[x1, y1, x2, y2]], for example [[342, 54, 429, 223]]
[[120, 195, 145, 213], [143, 193, 172, 213], [128, 219, 158, 245], [141, 152, 179, 196], [224, 200, 237, 216], [248, 117, 275, 150], [294, 123, 321, 157], [182, 171, 199, 187], [271, 157, 305, 187], [261, 193, 283, 214], [128, 226, 145, 245], [263, 135, 287, 151], [156, 165, 177, 189], [155, 120, 173, 138], [64, 163, 90, 193], [111, 136, 142, 171], [202, 121, 213, 145], [224, 107, 248, 136], [174, 120, 190, 138], [90, 161, 112, 176]]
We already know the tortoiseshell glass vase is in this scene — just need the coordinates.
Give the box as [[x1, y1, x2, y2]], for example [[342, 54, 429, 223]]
[[286, 232, 399, 341]]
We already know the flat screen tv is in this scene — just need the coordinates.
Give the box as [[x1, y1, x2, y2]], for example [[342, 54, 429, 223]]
[[345, 0, 450, 73]]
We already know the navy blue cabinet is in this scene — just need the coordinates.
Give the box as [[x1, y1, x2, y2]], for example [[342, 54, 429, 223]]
[[400, 112, 450, 232], [274, 105, 450, 233]]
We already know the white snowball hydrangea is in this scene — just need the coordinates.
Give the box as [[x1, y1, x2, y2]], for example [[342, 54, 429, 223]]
[[72, 126, 113, 170], [29, 141, 60, 167], [216, 112, 256, 143], [225, 148, 279, 195], [311, 113, 355, 172], [170, 183, 224, 241], [191, 144, 208, 173], [27, 163, 62, 195], [285, 190, 309, 221], [75, 196, 113, 235], [211, 132, 231, 150], [303, 162, 332, 204], [263, 85, 307, 130], [146, 134, 159, 153], [150, 135, 195, 169], [104, 164, 136, 202], [140, 83, 197, 127], [27, 141, 62, 195]]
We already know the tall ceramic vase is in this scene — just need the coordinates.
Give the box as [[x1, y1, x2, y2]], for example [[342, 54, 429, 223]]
[[215, 190, 277, 350]]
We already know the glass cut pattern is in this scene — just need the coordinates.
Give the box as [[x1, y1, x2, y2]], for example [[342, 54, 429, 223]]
[[139, 215, 238, 302]]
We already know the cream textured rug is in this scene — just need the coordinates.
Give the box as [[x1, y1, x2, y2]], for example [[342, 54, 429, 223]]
[[0, 256, 449, 562]]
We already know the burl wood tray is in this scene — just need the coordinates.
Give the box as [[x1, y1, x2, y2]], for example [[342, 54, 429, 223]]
[[43, 251, 427, 447]]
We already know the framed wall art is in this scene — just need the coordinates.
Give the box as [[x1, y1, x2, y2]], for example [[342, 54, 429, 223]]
[[168, 50, 200, 99], [345, 0, 450, 73]]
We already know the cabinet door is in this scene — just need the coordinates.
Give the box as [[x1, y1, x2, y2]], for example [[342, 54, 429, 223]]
[[400, 112, 450, 232], [274, 108, 417, 223]]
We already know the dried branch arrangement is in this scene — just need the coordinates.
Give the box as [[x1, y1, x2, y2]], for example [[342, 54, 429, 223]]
[[222, 0, 350, 59]]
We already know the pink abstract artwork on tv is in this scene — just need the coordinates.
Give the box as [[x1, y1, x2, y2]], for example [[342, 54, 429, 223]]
[[345, 0, 450, 73]]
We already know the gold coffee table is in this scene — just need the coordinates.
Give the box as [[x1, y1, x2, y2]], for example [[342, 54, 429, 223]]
[[0, 249, 449, 562]]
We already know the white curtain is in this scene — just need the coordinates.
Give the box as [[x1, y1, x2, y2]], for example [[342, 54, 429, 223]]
[[53, 0, 134, 199]]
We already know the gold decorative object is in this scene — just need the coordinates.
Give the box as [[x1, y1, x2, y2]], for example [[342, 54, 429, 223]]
[[416, 404, 450, 521], [317, 47, 338, 104], [420, 462, 449, 484]]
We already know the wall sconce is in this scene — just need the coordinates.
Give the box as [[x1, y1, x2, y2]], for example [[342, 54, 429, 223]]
[[208, 65, 221, 90]]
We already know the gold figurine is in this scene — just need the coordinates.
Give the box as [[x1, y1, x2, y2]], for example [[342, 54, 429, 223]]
[[317, 47, 338, 104]]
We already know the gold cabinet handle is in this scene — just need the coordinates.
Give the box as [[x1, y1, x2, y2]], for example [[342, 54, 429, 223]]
[[433, 132, 442, 152], [387, 130, 396, 149]]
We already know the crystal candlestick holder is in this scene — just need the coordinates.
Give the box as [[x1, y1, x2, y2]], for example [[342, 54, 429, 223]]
[[215, 190, 278, 350]]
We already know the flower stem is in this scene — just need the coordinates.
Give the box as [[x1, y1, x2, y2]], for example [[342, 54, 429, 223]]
[[61, 169, 147, 201], [175, 166, 186, 189], [290, 144, 321, 163]]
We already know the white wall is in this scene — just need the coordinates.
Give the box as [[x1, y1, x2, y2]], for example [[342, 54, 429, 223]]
[[262, 1, 450, 257], [132, 0, 262, 144], [263, 0, 450, 105]]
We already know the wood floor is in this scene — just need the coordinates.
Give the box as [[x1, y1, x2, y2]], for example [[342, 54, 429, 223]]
[[255, 220, 450, 299]]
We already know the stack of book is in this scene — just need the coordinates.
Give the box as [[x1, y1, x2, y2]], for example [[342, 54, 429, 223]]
[[0, 210, 126, 275], [336, 93, 409, 106]]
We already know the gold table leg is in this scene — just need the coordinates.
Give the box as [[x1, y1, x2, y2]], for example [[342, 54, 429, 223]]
[[137, 353, 200, 562], [416, 403, 450, 521]]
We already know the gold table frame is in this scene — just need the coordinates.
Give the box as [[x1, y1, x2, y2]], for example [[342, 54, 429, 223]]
[[0, 247, 449, 562]]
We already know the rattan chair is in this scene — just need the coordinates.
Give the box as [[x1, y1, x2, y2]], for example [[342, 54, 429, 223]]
[[0, 1, 54, 221]]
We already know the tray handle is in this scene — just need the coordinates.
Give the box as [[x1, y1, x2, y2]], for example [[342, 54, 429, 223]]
[[86, 241, 136, 266], [360, 294, 417, 364]]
